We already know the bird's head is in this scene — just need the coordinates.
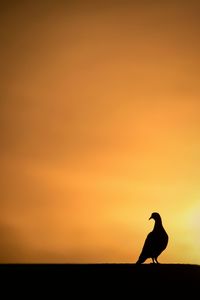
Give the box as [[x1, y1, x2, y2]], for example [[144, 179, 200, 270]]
[[149, 212, 161, 221]]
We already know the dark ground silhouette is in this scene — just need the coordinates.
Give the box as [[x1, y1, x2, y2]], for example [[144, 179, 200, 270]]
[[1, 263, 199, 297]]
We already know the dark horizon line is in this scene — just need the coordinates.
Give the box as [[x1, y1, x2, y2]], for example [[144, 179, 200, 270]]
[[0, 262, 200, 266]]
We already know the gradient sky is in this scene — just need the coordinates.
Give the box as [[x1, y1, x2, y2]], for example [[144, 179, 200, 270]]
[[1, 0, 200, 263]]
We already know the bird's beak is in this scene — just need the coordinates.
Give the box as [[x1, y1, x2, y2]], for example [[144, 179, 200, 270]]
[[149, 216, 152, 220]]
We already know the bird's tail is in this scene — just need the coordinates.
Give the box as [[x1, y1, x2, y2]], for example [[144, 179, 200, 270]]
[[135, 260, 140, 264], [135, 255, 146, 264]]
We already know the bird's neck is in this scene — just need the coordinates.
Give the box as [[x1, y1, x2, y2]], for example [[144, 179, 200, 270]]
[[154, 219, 163, 230]]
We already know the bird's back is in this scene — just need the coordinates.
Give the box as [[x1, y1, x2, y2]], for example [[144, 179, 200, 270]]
[[136, 231, 155, 264]]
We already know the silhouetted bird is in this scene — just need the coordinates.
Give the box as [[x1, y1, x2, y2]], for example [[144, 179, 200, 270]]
[[136, 212, 168, 264]]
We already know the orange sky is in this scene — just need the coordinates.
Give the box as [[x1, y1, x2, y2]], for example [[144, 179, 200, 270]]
[[1, 0, 200, 264]]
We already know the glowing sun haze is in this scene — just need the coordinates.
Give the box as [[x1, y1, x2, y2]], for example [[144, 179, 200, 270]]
[[1, 0, 200, 264]]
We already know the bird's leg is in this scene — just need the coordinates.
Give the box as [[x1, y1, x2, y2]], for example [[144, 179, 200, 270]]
[[155, 258, 159, 264], [151, 258, 155, 264]]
